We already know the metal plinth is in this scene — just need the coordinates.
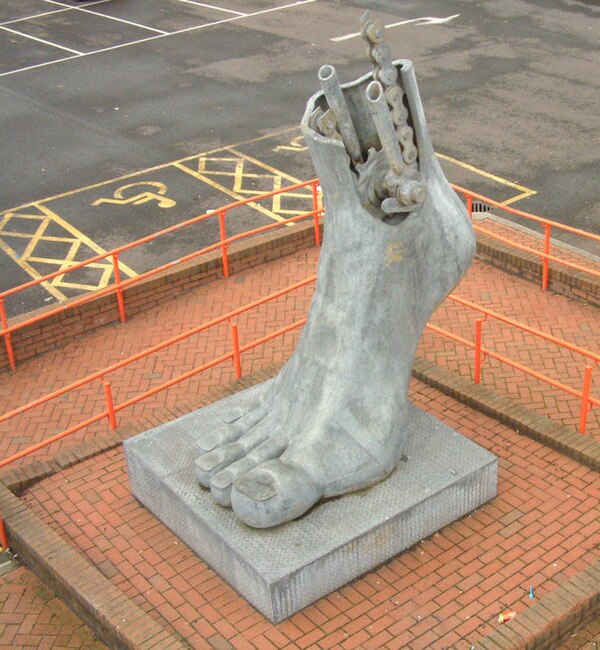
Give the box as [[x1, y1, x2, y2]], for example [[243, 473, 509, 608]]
[[125, 392, 497, 623]]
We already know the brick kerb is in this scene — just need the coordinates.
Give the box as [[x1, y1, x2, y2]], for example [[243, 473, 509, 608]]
[[475, 231, 600, 309], [0, 481, 189, 650], [474, 558, 600, 650], [411, 358, 600, 472]]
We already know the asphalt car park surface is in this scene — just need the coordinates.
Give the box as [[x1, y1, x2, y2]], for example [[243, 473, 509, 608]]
[[1, 0, 598, 315]]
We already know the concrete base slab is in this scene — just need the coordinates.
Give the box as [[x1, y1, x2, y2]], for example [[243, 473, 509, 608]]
[[125, 387, 497, 623]]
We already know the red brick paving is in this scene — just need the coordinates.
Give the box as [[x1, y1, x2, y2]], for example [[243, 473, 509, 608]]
[[19, 378, 600, 649], [0, 563, 106, 650], [0, 228, 598, 649]]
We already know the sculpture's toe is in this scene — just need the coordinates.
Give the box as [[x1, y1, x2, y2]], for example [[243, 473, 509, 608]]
[[197, 427, 238, 453], [209, 440, 284, 506], [230, 459, 322, 528], [195, 442, 247, 487], [197, 403, 267, 452]]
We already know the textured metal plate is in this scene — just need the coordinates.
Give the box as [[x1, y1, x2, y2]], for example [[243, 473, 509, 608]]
[[125, 384, 497, 622]]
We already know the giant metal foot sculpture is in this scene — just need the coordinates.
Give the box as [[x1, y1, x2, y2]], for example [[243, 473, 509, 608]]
[[194, 13, 476, 528]]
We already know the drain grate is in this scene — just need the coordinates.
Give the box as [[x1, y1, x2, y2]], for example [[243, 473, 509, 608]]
[[472, 200, 495, 213]]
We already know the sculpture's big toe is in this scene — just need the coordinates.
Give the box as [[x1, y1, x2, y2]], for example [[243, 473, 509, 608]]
[[231, 460, 322, 528]]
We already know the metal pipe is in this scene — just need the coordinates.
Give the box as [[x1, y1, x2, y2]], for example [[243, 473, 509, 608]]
[[219, 210, 229, 278], [542, 224, 551, 291], [318, 65, 363, 163], [579, 365, 593, 434], [365, 80, 407, 175]]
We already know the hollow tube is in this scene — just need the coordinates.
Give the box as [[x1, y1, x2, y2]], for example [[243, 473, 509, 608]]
[[318, 65, 363, 163]]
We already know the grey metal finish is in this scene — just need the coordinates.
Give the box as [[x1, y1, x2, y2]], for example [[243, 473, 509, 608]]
[[187, 18, 478, 529], [125, 401, 497, 622], [365, 80, 407, 175], [318, 65, 362, 164]]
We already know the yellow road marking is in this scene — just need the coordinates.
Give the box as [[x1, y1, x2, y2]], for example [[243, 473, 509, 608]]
[[228, 148, 315, 218], [4, 126, 298, 214], [2, 126, 537, 303], [92, 181, 176, 208], [0, 204, 136, 297], [175, 147, 315, 225], [174, 160, 289, 224], [435, 152, 537, 204], [273, 134, 308, 152], [227, 148, 305, 184], [0, 240, 66, 301]]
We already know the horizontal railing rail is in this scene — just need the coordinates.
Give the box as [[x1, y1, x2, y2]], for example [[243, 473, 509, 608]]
[[452, 183, 600, 290], [0, 275, 317, 468], [442, 294, 599, 434]]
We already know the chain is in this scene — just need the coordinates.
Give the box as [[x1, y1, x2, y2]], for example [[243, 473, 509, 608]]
[[360, 13, 418, 170]]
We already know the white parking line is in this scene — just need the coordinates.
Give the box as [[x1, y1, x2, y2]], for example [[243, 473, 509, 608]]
[[0, 8, 70, 26], [47, 0, 167, 35], [0, 25, 83, 54], [0, 0, 318, 77], [164, 0, 317, 37], [43, 0, 113, 7], [331, 14, 460, 42], [0, 0, 111, 26], [74, 8, 167, 35], [175, 0, 247, 16]]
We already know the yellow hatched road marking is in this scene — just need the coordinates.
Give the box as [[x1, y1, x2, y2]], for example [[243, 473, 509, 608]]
[[228, 148, 315, 218], [175, 147, 315, 224], [0, 203, 136, 298], [174, 159, 288, 224], [435, 152, 537, 204]]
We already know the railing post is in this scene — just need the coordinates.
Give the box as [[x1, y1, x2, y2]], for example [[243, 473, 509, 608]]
[[578, 365, 593, 434], [311, 181, 321, 247], [474, 317, 486, 384], [111, 253, 126, 323], [542, 223, 551, 291], [218, 210, 230, 278], [0, 517, 8, 551], [230, 322, 242, 379], [102, 378, 117, 430], [466, 194, 473, 218], [0, 297, 16, 371]]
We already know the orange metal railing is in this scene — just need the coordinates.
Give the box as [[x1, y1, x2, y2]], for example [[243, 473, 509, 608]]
[[0, 276, 316, 469], [1, 181, 599, 552], [435, 294, 600, 434], [0, 275, 597, 475], [2, 179, 599, 373], [0, 270, 598, 550], [452, 183, 600, 291], [0, 179, 323, 371]]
